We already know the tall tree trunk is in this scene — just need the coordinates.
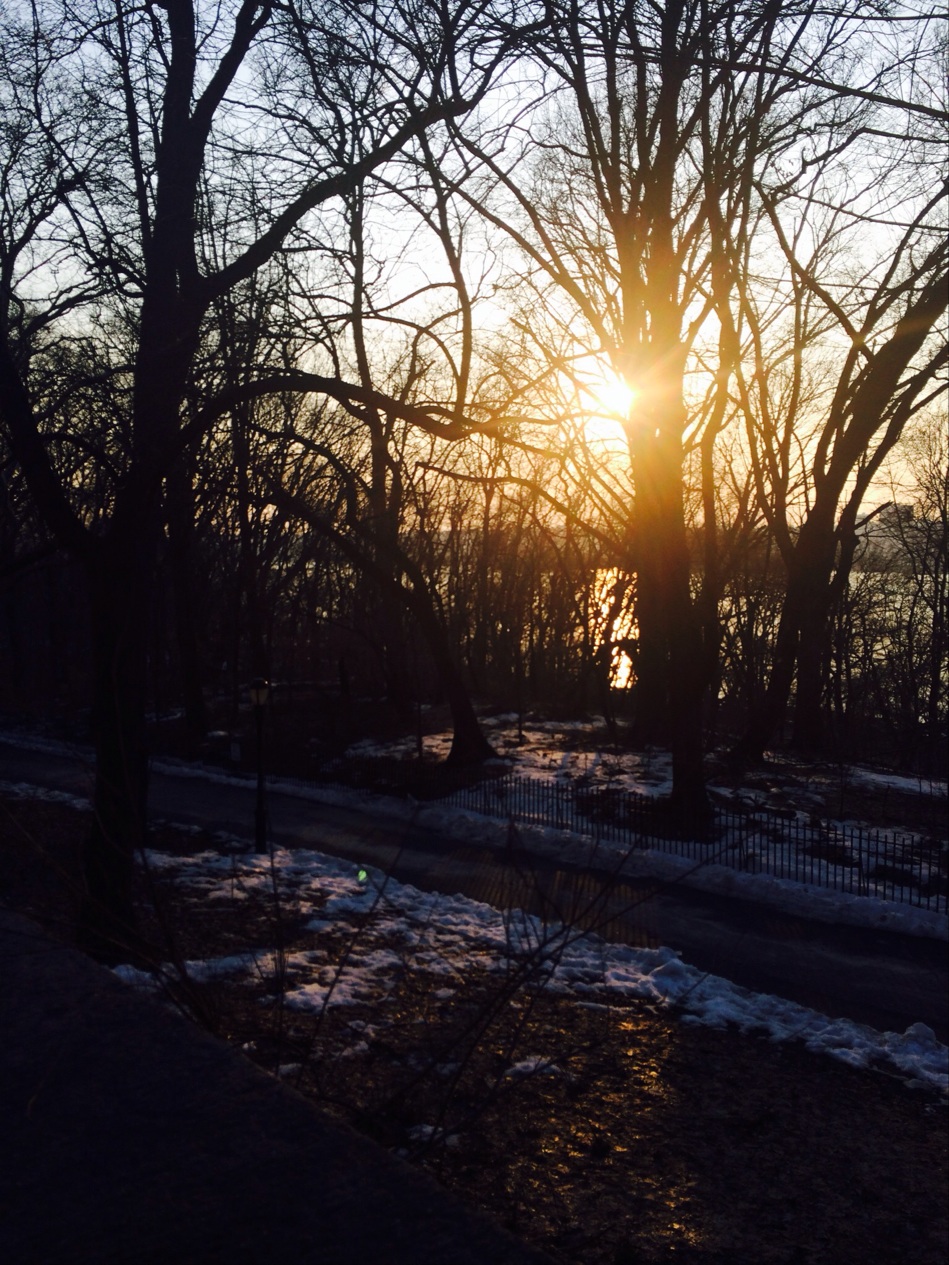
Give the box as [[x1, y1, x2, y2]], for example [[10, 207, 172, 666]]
[[629, 423, 709, 811], [627, 565, 670, 745], [77, 535, 154, 963], [789, 590, 830, 753], [617, 22, 710, 811], [74, 253, 202, 958], [166, 458, 208, 747], [735, 509, 837, 762]]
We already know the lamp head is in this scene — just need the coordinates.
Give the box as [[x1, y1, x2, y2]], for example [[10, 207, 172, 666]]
[[249, 678, 270, 707]]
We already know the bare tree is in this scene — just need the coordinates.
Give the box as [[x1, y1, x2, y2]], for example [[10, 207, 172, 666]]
[[726, 6, 949, 758], [443, 0, 879, 809], [431, 0, 948, 794], [0, 0, 521, 959], [836, 414, 949, 767]]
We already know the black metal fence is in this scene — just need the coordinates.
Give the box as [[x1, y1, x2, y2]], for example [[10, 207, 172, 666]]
[[438, 774, 948, 914], [308, 763, 947, 915]]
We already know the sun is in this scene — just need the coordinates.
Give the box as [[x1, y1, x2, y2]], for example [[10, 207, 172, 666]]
[[580, 367, 636, 445], [590, 372, 636, 418]]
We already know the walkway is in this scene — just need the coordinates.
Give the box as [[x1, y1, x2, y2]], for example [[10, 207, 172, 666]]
[[0, 907, 551, 1264], [0, 738, 946, 1041]]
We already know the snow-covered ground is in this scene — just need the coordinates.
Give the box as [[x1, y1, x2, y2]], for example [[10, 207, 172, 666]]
[[113, 842, 949, 1098], [7, 752, 944, 940], [349, 713, 949, 801], [2, 722, 946, 1097]]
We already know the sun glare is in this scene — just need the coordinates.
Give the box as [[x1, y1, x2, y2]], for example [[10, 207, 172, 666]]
[[580, 368, 636, 445], [591, 373, 637, 419]]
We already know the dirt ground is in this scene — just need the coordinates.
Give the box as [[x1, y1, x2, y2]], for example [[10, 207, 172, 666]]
[[1, 794, 946, 1265]]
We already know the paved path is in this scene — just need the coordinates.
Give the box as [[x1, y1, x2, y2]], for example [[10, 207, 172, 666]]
[[0, 908, 552, 1265], [1, 739, 946, 1041]]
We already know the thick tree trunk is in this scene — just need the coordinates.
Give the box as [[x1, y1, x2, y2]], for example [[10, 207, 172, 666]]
[[75, 260, 200, 960], [790, 603, 829, 752], [443, 669, 496, 765], [629, 425, 709, 810], [627, 571, 670, 745], [734, 509, 837, 763], [77, 537, 155, 963], [165, 460, 208, 747]]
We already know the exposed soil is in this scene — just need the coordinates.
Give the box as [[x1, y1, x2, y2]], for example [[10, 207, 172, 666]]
[[1, 794, 946, 1265]]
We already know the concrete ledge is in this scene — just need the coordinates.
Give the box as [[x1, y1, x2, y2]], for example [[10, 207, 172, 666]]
[[0, 911, 551, 1264]]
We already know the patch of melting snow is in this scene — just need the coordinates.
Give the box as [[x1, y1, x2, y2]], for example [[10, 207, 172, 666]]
[[112, 963, 161, 992], [505, 1056, 565, 1078], [849, 766, 947, 797], [112, 845, 949, 1097], [2, 726, 945, 1093], [7, 725, 942, 941], [0, 778, 90, 811]]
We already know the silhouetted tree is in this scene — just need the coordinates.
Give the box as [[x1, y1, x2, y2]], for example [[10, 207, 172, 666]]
[[0, 0, 522, 959]]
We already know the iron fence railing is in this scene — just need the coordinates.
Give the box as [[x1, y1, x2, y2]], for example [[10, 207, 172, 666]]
[[305, 763, 947, 916]]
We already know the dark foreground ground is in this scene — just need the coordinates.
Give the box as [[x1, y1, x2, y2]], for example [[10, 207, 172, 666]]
[[1, 794, 947, 1265], [0, 905, 554, 1265]]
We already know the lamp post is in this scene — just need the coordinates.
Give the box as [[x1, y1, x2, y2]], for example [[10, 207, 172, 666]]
[[250, 677, 270, 854]]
